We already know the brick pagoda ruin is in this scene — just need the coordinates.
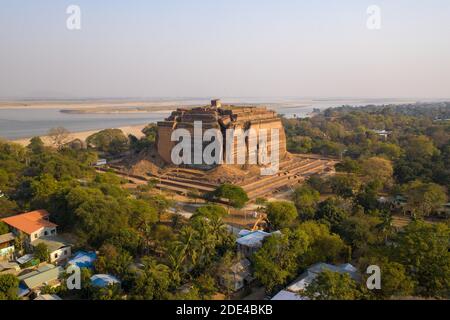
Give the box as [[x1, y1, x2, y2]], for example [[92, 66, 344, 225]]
[[156, 99, 287, 168]]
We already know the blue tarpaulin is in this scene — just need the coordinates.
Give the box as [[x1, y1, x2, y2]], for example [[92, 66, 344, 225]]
[[90, 274, 121, 288], [18, 283, 30, 297], [68, 251, 97, 269]]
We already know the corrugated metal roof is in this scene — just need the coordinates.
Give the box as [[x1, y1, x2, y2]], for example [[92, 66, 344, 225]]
[[0, 232, 15, 244], [236, 230, 271, 247], [22, 265, 62, 289], [31, 236, 71, 252], [34, 294, 62, 300], [271, 290, 308, 300]]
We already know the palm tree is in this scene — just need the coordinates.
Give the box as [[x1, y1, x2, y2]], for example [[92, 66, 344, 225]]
[[377, 211, 394, 242]]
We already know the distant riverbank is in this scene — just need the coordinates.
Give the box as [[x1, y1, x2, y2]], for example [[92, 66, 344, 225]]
[[12, 124, 147, 147], [0, 98, 423, 140]]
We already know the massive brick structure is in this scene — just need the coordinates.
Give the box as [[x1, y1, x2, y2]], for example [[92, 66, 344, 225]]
[[156, 100, 287, 168]]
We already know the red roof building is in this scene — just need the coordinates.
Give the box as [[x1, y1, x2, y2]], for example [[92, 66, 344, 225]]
[[2, 210, 57, 235]]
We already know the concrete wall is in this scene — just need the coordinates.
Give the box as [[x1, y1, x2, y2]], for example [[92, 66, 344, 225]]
[[49, 246, 71, 264]]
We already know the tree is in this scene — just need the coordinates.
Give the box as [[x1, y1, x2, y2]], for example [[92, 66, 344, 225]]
[[193, 204, 227, 220], [361, 157, 393, 187], [33, 243, 50, 262], [0, 222, 9, 235], [0, 198, 18, 216], [0, 274, 19, 300], [362, 257, 415, 299], [404, 135, 439, 160], [266, 201, 298, 230], [27, 136, 45, 153], [91, 283, 123, 300], [304, 270, 361, 300], [211, 184, 249, 210], [214, 251, 237, 298], [127, 199, 158, 232], [293, 185, 320, 220], [297, 221, 349, 267], [194, 274, 217, 300], [86, 129, 129, 155], [48, 127, 70, 149], [142, 124, 158, 142], [403, 180, 448, 218], [394, 221, 450, 298], [128, 257, 172, 300], [329, 174, 360, 198], [140, 194, 172, 222], [355, 182, 381, 212], [376, 210, 394, 242], [95, 244, 133, 278], [30, 174, 59, 209], [315, 198, 348, 232], [253, 229, 310, 293], [336, 214, 381, 257]]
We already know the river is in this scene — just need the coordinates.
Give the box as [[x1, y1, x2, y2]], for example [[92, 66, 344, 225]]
[[0, 99, 416, 140]]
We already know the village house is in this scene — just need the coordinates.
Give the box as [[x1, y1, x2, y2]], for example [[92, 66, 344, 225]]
[[371, 129, 391, 140], [271, 262, 360, 300], [1, 210, 57, 245], [219, 258, 254, 292], [18, 264, 63, 297], [0, 232, 15, 261], [0, 261, 21, 275], [1, 210, 72, 264], [236, 230, 280, 258], [31, 236, 72, 264]]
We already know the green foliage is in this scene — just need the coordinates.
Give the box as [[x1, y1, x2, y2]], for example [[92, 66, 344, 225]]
[[315, 198, 348, 232], [194, 204, 227, 220], [0, 198, 19, 217], [297, 221, 349, 267], [90, 284, 123, 300], [361, 157, 393, 187], [211, 184, 249, 209], [335, 213, 381, 257], [86, 129, 129, 155], [304, 270, 361, 300], [402, 180, 448, 218], [73, 194, 129, 246], [128, 257, 172, 300], [266, 201, 298, 230], [94, 172, 124, 185], [95, 244, 133, 279], [393, 221, 450, 298], [167, 214, 234, 282], [293, 185, 320, 220], [329, 174, 360, 198], [354, 182, 381, 212], [33, 243, 50, 262], [403, 135, 439, 160], [27, 136, 45, 154], [0, 221, 9, 235], [253, 229, 310, 293], [0, 274, 19, 300], [194, 274, 217, 300], [142, 124, 158, 141], [361, 257, 415, 299]]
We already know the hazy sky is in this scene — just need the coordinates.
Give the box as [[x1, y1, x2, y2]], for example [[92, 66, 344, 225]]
[[1, 0, 449, 99]]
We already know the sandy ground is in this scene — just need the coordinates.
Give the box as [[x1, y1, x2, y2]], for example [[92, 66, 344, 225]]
[[12, 124, 146, 147]]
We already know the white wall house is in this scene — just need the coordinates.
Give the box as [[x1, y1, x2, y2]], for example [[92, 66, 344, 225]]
[[2, 210, 71, 264]]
